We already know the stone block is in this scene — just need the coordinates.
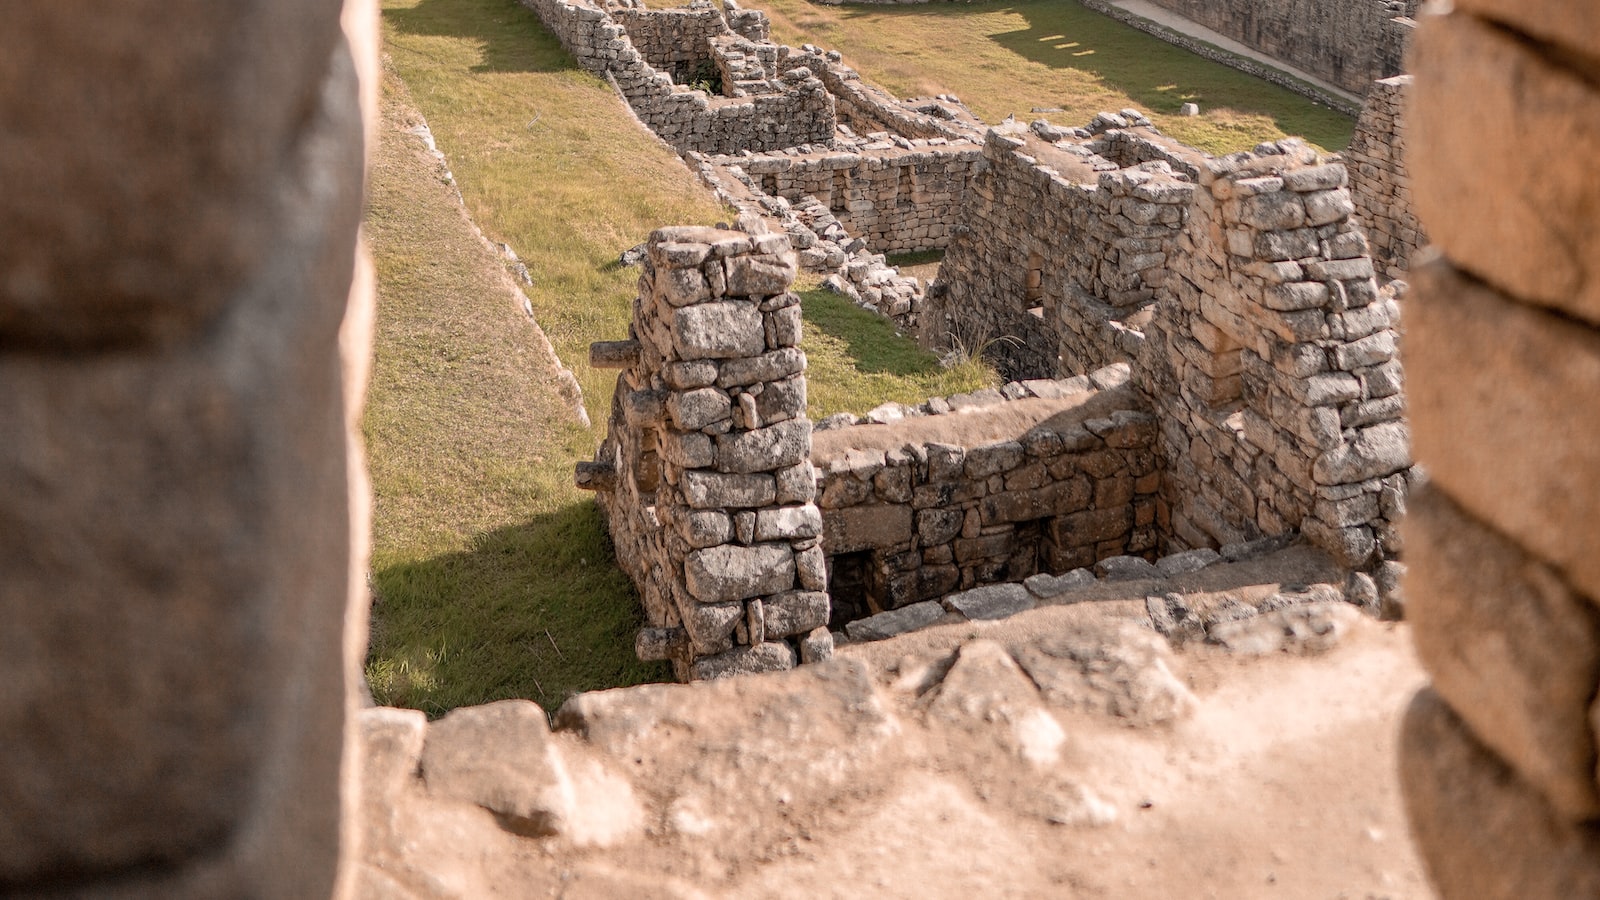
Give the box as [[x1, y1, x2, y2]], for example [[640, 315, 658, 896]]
[[964, 440, 1025, 478], [754, 504, 822, 542], [1154, 548, 1220, 577], [799, 627, 834, 664], [916, 507, 964, 546], [944, 583, 1035, 621], [714, 418, 810, 474], [1401, 690, 1600, 900], [1095, 555, 1160, 581], [1024, 567, 1095, 598], [980, 477, 1092, 526], [1410, 12, 1600, 327], [420, 701, 573, 836], [725, 252, 796, 297], [667, 387, 731, 431], [673, 301, 765, 359], [1049, 507, 1132, 548], [1311, 421, 1411, 486], [690, 641, 797, 680], [822, 503, 914, 554], [715, 347, 806, 388], [680, 470, 775, 509], [1408, 260, 1600, 601], [1405, 486, 1600, 818], [684, 543, 795, 603], [763, 590, 830, 637], [844, 600, 945, 642]]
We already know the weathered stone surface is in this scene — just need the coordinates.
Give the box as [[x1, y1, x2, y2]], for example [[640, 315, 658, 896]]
[[680, 470, 775, 509], [1009, 622, 1194, 726], [944, 583, 1035, 621], [715, 347, 805, 388], [764, 590, 830, 637], [359, 707, 427, 820], [1405, 485, 1600, 818], [845, 600, 945, 642], [754, 504, 822, 542], [684, 544, 795, 603], [1208, 602, 1355, 656], [1407, 260, 1600, 602], [1311, 421, 1410, 485], [925, 640, 1064, 765], [1401, 690, 1600, 900], [0, 3, 367, 888], [667, 387, 732, 431], [1094, 555, 1160, 581], [1410, 12, 1600, 327], [690, 641, 798, 680], [725, 252, 796, 297], [1023, 567, 1095, 598], [420, 701, 574, 836], [822, 503, 914, 554], [799, 626, 834, 663], [1155, 548, 1220, 577], [715, 419, 810, 474], [673, 301, 766, 359]]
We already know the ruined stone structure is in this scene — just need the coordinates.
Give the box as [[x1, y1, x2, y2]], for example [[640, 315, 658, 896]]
[[578, 225, 834, 681], [1123, 0, 1419, 96], [1346, 75, 1423, 280], [1398, 2, 1600, 896], [1, 1, 375, 895]]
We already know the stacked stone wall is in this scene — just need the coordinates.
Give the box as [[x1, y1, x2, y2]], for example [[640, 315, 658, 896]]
[[781, 48, 984, 143], [1398, 2, 1600, 895], [928, 125, 1195, 381], [1347, 75, 1424, 280], [1134, 0, 1415, 95], [519, 0, 835, 154], [607, 5, 727, 84], [812, 372, 1160, 621], [1137, 141, 1408, 595], [578, 226, 832, 680]]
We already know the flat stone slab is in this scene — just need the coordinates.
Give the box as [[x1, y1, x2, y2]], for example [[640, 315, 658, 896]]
[[944, 583, 1035, 621], [1023, 568, 1096, 599], [845, 601, 945, 642], [1155, 548, 1221, 578]]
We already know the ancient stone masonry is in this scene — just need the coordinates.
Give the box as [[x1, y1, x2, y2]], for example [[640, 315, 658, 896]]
[[577, 225, 833, 681], [1139, 139, 1409, 605], [1346, 75, 1423, 280], [928, 115, 1199, 383], [1397, 1, 1600, 896], [811, 368, 1160, 626], [1131, 0, 1419, 96], [519, 0, 835, 154]]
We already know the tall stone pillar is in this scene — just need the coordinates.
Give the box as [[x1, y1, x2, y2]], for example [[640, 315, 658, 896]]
[[1399, 2, 1600, 896], [0, 2, 374, 896]]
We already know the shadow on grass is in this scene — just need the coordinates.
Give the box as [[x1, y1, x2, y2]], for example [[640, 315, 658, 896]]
[[367, 498, 670, 717], [386, 0, 577, 75], [838, 0, 1352, 149], [801, 289, 943, 377]]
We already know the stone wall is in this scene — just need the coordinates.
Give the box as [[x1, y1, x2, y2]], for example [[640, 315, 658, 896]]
[[578, 225, 833, 681], [1137, 141, 1409, 600], [0, 0, 373, 894], [730, 144, 982, 255], [812, 370, 1160, 623], [1398, 2, 1600, 895], [927, 121, 1198, 382], [607, 4, 728, 85], [1347, 75, 1424, 281], [781, 47, 984, 143], [519, 0, 835, 154], [1136, 0, 1417, 95]]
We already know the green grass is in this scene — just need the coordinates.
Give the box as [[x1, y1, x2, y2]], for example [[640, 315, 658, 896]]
[[802, 290, 994, 417], [752, 0, 1354, 153]]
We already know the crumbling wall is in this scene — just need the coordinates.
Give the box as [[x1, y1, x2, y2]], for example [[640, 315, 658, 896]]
[[812, 370, 1160, 621], [781, 48, 984, 143], [1138, 141, 1408, 601], [1136, 0, 1417, 95], [519, 0, 835, 154], [928, 123, 1195, 381], [578, 226, 832, 681], [1347, 75, 1424, 280], [1398, 2, 1600, 895], [607, 4, 727, 85], [732, 145, 981, 255]]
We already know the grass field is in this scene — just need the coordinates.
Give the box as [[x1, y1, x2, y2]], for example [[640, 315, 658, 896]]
[[752, 0, 1354, 153]]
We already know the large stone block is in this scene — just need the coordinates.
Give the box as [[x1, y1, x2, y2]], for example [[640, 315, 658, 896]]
[[1401, 690, 1600, 900], [1406, 486, 1600, 818], [1448, 0, 1600, 63], [684, 543, 795, 603], [714, 419, 810, 474], [1408, 260, 1600, 602], [822, 503, 914, 554], [1410, 12, 1600, 327], [672, 301, 765, 359]]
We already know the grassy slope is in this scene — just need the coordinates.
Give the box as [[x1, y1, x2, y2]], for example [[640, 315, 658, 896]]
[[753, 0, 1353, 153], [369, 0, 992, 714]]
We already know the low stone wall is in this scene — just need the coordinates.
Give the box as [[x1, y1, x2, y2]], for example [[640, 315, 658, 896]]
[[812, 370, 1159, 622], [1399, 3, 1600, 894], [608, 4, 727, 85], [1347, 75, 1423, 280], [578, 225, 832, 681], [1129, 0, 1416, 97], [1137, 140, 1408, 600], [519, 0, 835, 154], [781, 47, 985, 143]]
